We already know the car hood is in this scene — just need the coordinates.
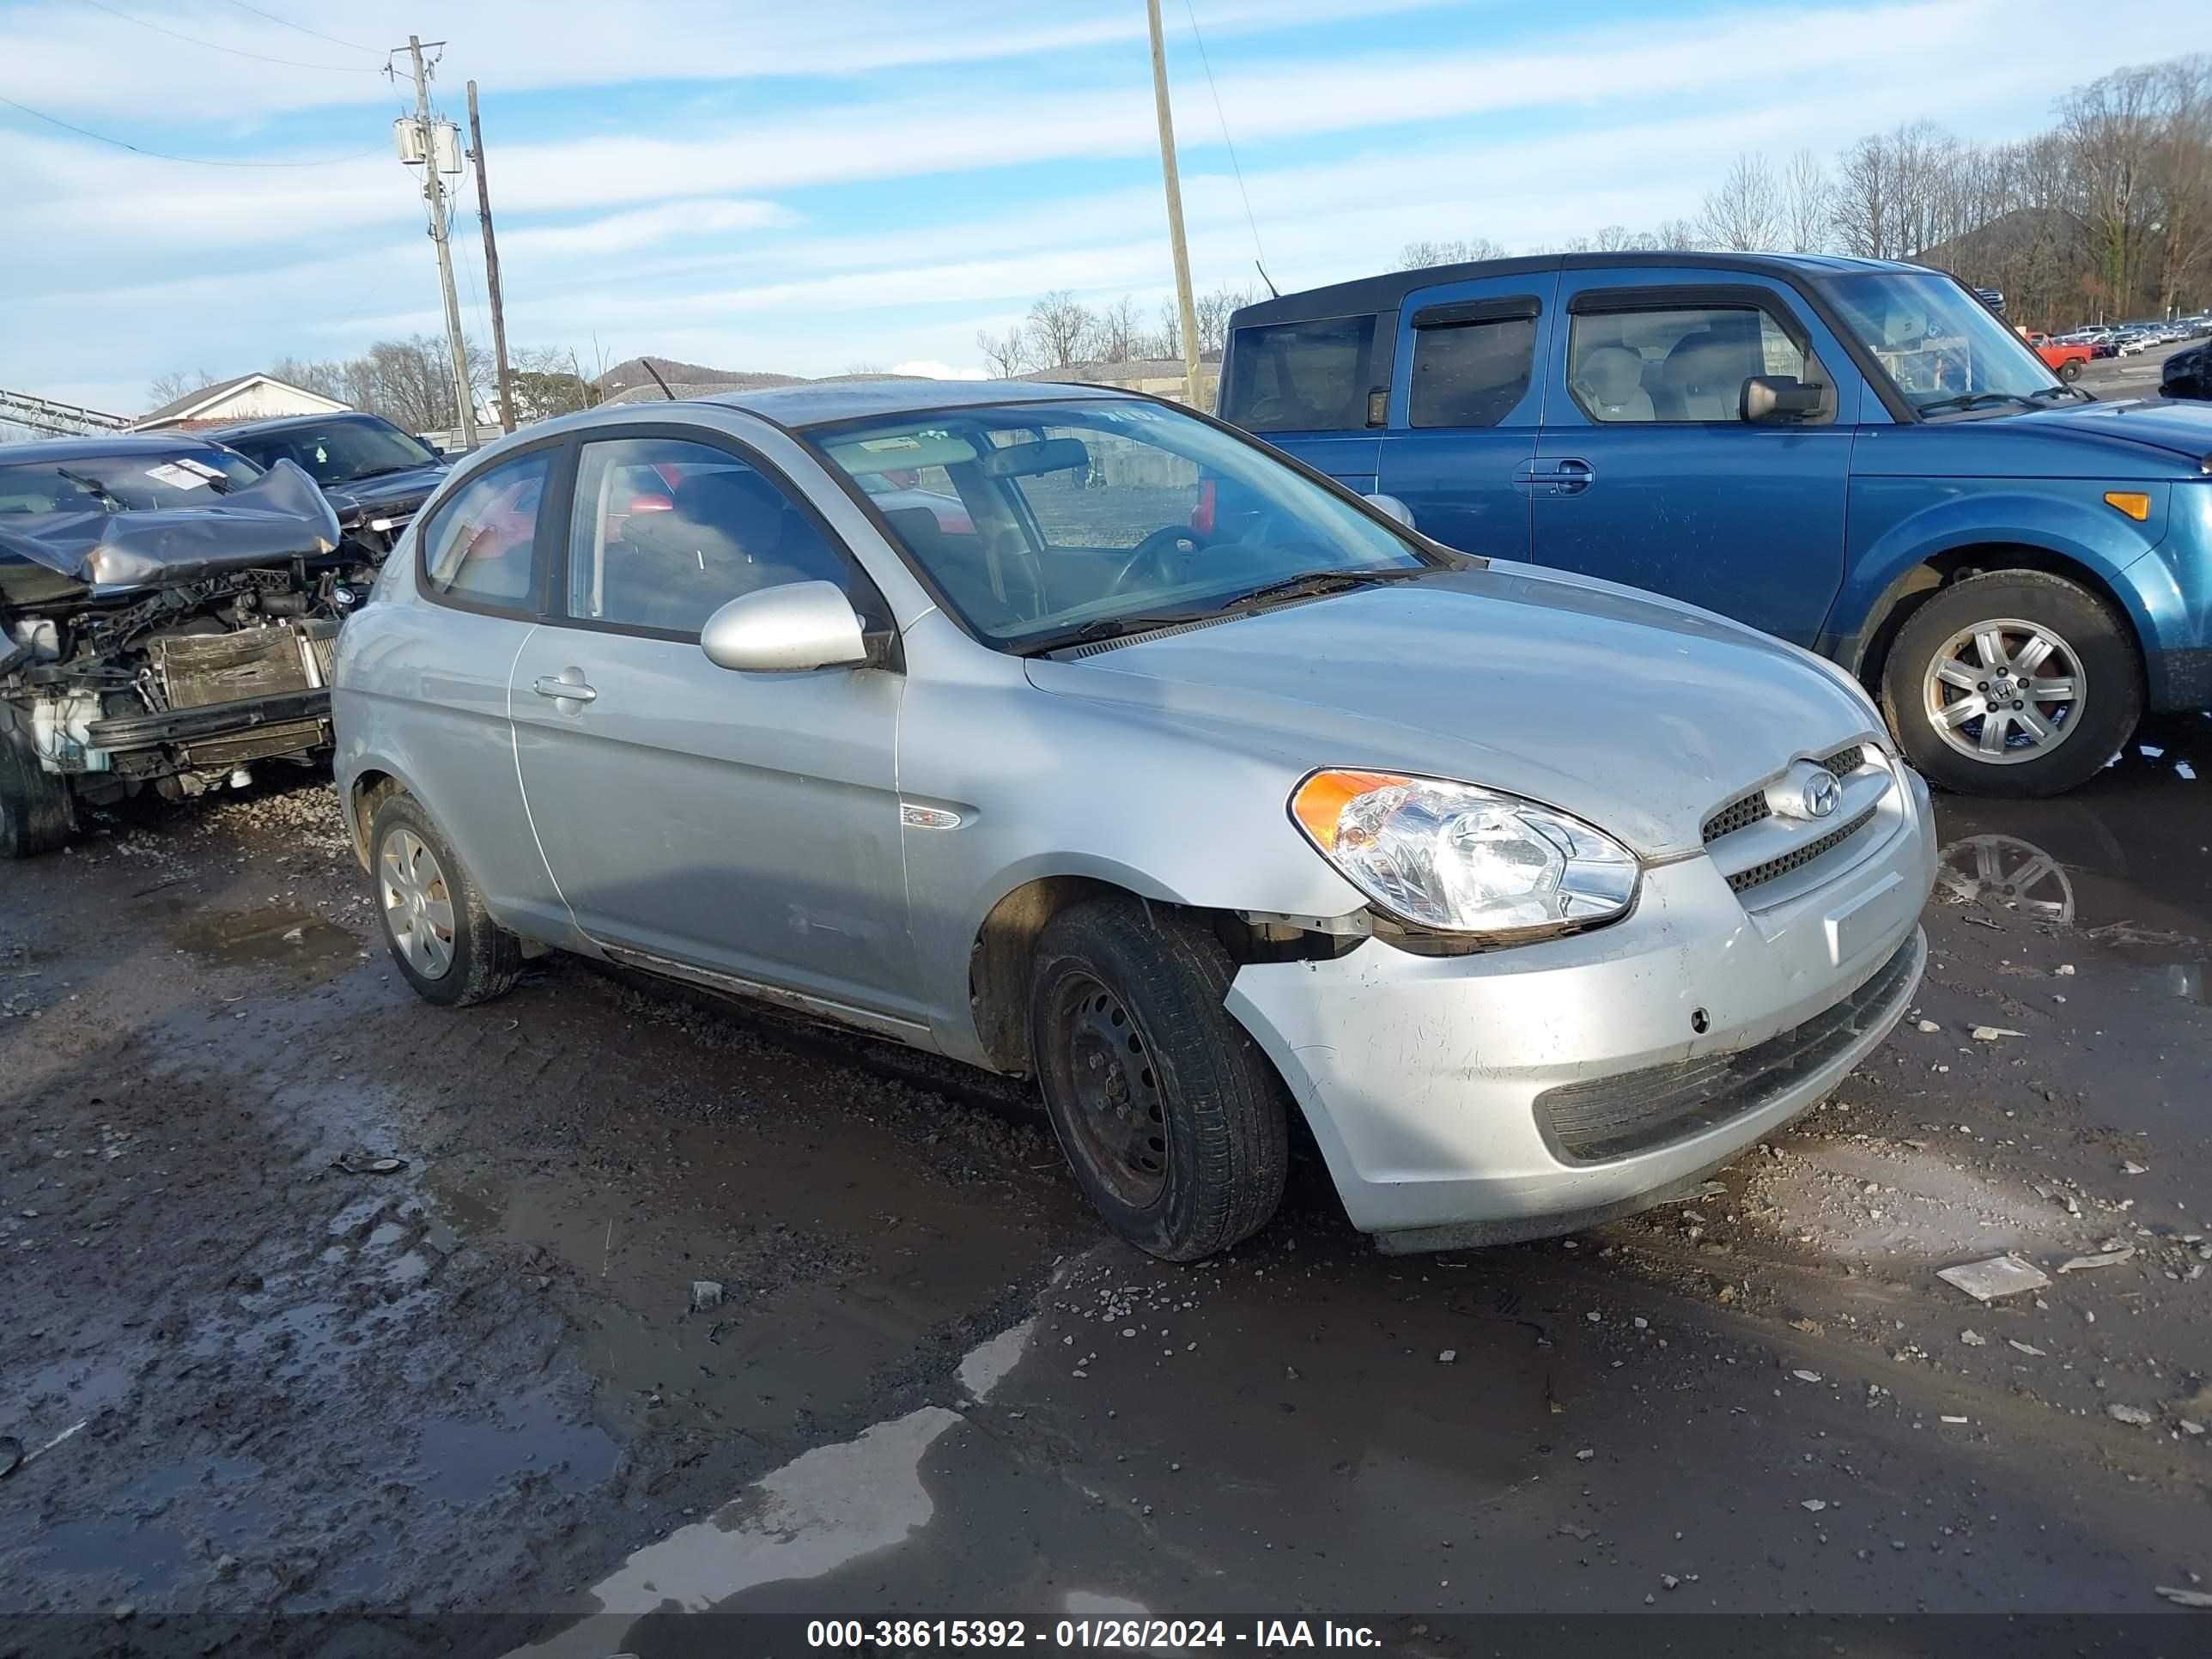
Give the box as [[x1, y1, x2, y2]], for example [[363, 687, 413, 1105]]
[[325, 461, 448, 519], [1023, 565, 1882, 858], [2011, 398, 2212, 462], [0, 459, 341, 598]]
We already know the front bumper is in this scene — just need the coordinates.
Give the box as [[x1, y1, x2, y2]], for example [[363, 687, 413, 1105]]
[[1227, 764, 1936, 1250]]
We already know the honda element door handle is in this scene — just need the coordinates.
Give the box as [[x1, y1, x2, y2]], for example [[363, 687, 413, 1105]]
[[533, 674, 597, 703]]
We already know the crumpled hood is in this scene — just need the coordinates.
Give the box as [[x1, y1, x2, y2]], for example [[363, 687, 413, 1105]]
[[0, 459, 341, 594], [1024, 565, 1883, 858]]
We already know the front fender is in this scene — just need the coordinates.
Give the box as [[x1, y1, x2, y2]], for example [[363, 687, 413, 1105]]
[[1823, 478, 2171, 678]]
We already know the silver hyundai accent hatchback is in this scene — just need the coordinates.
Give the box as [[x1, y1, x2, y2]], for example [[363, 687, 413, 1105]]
[[333, 380, 1934, 1260]]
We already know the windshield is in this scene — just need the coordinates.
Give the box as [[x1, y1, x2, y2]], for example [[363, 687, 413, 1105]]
[[808, 398, 1434, 651], [1824, 270, 2068, 416], [0, 447, 263, 515], [226, 417, 440, 487]]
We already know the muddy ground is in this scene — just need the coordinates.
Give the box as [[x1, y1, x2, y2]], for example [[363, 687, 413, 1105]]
[[2, 724, 2208, 1656]]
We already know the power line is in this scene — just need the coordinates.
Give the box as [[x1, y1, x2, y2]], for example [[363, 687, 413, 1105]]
[[73, 0, 380, 72], [1180, 0, 1268, 274], [217, 0, 380, 57], [0, 92, 384, 166]]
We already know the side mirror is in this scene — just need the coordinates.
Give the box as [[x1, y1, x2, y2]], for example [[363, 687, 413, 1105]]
[[700, 580, 869, 673], [1363, 492, 1416, 529], [1741, 375, 1825, 423]]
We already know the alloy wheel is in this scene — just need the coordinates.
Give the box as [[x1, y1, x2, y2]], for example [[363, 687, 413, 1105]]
[[1921, 617, 2087, 766], [379, 826, 457, 980]]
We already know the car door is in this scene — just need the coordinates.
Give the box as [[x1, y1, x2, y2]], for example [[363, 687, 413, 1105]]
[[393, 441, 574, 942], [1528, 274, 1860, 647], [1374, 272, 1557, 558], [507, 427, 923, 1036]]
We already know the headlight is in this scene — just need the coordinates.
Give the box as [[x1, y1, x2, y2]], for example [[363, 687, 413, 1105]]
[[1291, 769, 1638, 938]]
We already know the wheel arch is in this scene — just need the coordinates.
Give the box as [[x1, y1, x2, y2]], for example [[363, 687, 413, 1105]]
[[963, 866, 1347, 1077], [1842, 541, 2148, 699]]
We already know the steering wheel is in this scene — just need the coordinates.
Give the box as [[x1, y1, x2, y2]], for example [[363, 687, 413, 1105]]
[[1105, 525, 1208, 595]]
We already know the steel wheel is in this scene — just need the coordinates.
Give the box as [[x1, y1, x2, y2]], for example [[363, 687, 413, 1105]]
[[378, 825, 457, 981], [1921, 617, 2086, 767], [1042, 971, 1169, 1209]]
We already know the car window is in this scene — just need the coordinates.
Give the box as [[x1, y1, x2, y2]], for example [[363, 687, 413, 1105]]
[[0, 448, 262, 515], [813, 398, 1431, 650], [1409, 315, 1538, 428], [1221, 315, 1376, 432], [564, 436, 858, 636], [419, 451, 550, 607], [988, 425, 1198, 549], [1566, 303, 1828, 423], [228, 419, 438, 488]]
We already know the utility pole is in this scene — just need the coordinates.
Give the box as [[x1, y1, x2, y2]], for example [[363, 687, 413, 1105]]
[[466, 80, 515, 434], [397, 35, 476, 448], [1146, 0, 1205, 406]]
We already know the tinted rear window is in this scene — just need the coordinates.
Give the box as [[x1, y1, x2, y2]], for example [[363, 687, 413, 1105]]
[[1222, 315, 1376, 433]]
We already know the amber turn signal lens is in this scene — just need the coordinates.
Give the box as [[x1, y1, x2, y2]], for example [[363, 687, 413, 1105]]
[[1291, 769, 1408, 850], [2103, 490, 2151, 521]]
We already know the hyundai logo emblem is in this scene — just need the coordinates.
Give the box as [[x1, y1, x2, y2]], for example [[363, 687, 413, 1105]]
[[1802, 769, 1840, 819]]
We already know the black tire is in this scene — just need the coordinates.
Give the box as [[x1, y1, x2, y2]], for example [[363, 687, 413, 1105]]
[[368, 792, 523, 1006], [2058, 359, 2083, 383], [1027, 898, 1288, 1262], [1881, 570, 2142, 798], [0, 706, 78, 860]]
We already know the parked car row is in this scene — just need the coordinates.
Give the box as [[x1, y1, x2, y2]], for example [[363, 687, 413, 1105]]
[[6, 254, 2208, 1267], [0, 413, 447, 853], [2055, 317, 2212, 356]]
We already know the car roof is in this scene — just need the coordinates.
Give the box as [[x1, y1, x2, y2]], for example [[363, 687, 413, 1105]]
[[1227, 250, 1933, 328], [696, 376, 1139, 428], [211, 410, 398, 439], [0, 433, 240, 463]]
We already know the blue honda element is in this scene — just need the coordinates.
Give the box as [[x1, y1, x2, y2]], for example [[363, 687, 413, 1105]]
[[1220, 254, 2212, 796]]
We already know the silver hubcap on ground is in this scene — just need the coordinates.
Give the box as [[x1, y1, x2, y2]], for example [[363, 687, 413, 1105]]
[[1922, 617, 2086, 766], [379, 827, 457, 980]]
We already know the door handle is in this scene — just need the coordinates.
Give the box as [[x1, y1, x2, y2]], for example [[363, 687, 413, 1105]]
[[533, 674, 597, 703], [1551, 458, 1595, 495]]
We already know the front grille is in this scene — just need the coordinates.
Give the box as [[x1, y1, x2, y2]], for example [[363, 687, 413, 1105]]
[[1727, 805, 1876, 895], [1700, 744, 1871, 846], [154, 628, 313, 710], [1701, 793, 1771, 843], [1534, 933, 1921, 1164]]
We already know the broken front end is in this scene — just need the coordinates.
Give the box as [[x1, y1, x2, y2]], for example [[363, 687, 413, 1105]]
[[1, 460, 379, 854]]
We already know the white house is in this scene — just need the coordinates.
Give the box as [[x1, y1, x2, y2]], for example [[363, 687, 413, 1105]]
[[131, 373, 351, 433]]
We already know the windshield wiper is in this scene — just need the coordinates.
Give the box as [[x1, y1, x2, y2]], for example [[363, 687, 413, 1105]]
[[345, 463, 420, 482], [1218, 566, 1430, 611], [1916, 391, 2041, 417], [1015, 611, 1216, 657], [53, 466, 126, 510]]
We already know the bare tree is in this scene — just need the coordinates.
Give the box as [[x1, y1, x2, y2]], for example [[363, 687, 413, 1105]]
[[975, 326, 1029, 379], [146, 367, 219, 408], [266, 356, 348, 400], [1398, 236, 1507, 269], [2151, 55, 2212, 314], [1698, 153, 1783, 250], [1193, 285, 1254, 356], [1095, 296, 1146, 362], [1830, 133, 1896, 258], [1783, 149, 1832, 252], [2062, 65, 2163, 312], [1024, 290, 1097, 368], [1589, 225, 1638, 252]]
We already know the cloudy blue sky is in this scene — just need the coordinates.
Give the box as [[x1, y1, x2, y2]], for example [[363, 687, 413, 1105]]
[[7, 0, 2211, 415]]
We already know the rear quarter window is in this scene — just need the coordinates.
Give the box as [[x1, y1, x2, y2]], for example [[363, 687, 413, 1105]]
[[1222, 315, 1376, 433]]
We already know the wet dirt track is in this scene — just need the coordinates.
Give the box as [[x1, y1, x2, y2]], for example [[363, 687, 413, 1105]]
[[2, 727, 2209, 1655]]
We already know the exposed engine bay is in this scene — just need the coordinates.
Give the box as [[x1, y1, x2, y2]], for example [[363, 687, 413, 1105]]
[[0, 456, 378, 843]]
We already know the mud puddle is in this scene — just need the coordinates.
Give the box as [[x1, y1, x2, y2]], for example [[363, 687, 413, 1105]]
[[163, 901, 362, 977]]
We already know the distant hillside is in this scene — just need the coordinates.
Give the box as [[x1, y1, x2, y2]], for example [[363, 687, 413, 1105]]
[[592, 356, 931, 407]]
